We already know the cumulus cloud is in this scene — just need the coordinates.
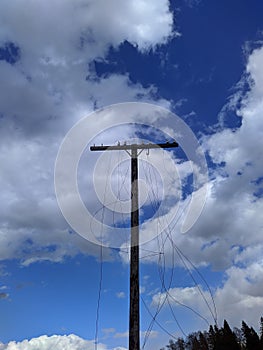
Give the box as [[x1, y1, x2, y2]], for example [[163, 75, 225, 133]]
[[0, 0, 173, 54], [0, 0, 174, 263], [142, 45, 263, 332], [137, 44, 263, 266], [0, 334, 126, 350], [0, 0, 174, 135], [199, 46, 263, 262], [151, 260, 263, 331], [215, 262, 263, 327], [152, 285, 214, 321]]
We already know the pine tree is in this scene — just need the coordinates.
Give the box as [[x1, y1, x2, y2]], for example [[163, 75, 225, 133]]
[[192, 336, 201, 350], [213, 325, 223, 350], [176, 337, 185, 350], [166, 339, 177, 350], [260, 317, 263, 348], [207, 325, 216, 350], [163, 337, 185, 350], [220, 320, 240, 350], [160, 317, 263, 350], [241, 320, 261, 350], [186, 333, 200, 350], [198, 331, 209, 350], [233, 327, 244, 349]]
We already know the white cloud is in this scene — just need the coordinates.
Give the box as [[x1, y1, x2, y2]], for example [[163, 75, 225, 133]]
[[151, 260, 263, 331], [0, 0, 173, 55], [152, 285, 214, 320], [199, 46, 263, 259], [0, 334, 126, 350], [0, 0, 174, 263], [215, 262, 263, 328], [116, 291, 125, 298], [102, 328, 116, 336], [113, 331, 129, 339], [144, 45, 263, 333], [135, 45, 263, 269], [0, 0, 174, 135]]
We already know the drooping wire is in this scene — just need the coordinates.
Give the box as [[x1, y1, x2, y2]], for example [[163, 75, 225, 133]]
[[140, 150, 218, 348], [168, 239, 218, 325], [93, 146, 218, 349], [95, 243, 103, 350], [112, 149, 130, 254], [94, 151, 114, 350], [157, 189, 218, 327], [141, 152, 179, 347], [141, 296, 177, 340]]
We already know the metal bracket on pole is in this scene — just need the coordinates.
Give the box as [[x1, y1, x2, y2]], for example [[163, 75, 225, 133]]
[[90, 141, 179, 152]]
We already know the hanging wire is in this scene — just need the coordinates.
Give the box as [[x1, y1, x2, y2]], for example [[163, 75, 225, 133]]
[[140, 150, 218, 348], [92, 146, 218, 350], [94, 151, 114, 350], [95, 242, 103, 350], [141, 153, 180, 347], [112, 149, 130, 254], [141, 296, 177, 340]]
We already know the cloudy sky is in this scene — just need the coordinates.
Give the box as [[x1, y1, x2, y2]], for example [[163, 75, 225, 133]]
[[1, 0, 263, 349]]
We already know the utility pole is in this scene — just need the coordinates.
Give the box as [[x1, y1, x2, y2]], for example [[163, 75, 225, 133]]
[[90, 141, 179, 350]]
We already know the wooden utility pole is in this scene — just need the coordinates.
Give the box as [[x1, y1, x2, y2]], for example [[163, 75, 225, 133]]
[[90, 141, 178, 350]]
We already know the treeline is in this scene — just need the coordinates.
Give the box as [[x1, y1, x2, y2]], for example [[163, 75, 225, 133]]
[[161, 317, 263, 350]]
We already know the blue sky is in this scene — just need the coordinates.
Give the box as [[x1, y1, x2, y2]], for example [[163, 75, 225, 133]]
[[1, 1, 263, 349]]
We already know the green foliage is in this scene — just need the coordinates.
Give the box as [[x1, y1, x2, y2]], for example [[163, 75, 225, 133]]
[[161, 317, 263, 350]]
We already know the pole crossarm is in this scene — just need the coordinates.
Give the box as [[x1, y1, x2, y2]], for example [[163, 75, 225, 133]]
[[90, 141, 179, 152]]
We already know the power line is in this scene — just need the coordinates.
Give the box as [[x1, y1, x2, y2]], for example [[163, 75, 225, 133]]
[[91, 141, 179, 350], [90, 140, 217, 349], [94, 150, 113, 350]]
